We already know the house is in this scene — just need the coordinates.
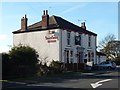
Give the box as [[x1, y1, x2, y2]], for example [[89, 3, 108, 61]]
[[13, 10, 97, 70], [96, 51, 106, 64]]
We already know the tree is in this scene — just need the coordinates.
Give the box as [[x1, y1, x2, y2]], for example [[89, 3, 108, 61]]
[[98, 34, 116, 50], [8, 45, 39, 77], [98, 34, 120, 60], [108, 41, 120, 59], [2, 53, 12, 78]]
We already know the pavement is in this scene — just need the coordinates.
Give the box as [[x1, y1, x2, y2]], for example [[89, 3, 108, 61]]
[[80, 70, 113, 76]]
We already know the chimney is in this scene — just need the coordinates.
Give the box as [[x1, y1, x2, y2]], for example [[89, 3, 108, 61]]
[[81, 22, 86, 30], [41, 10, 49, 28], [21, 14, 28, 31]]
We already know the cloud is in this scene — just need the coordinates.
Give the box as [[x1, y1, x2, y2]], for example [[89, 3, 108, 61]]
[[0, 46, 9, 53], [61, 3, 87, 15], [0, 34, 7, 41]]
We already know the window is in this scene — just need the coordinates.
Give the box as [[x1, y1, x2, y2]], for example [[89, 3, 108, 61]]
[[79, 34, 81, 46], [88, 36, 91, 47], [88, 52, 90, 62], [66, 51, 69, 63], [75, 34, 81, 45], [70, 51, 73, 57], [70, 51, 73, 63], [67, 31, 71, 45]]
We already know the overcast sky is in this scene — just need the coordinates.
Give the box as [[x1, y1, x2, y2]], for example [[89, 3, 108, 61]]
[[0, 2, 118, 52]]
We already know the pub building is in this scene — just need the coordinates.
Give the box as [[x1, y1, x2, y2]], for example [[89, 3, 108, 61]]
[[13, 10, 98, 70]]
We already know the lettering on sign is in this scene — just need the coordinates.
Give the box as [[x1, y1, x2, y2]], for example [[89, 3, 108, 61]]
[[45, 36, 58, 40], [45, 35, 58, 43], [48, 40, 56, 43]]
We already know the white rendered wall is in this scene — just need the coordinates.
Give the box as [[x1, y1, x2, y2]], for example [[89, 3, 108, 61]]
[[60, 29, 97, 65], [13, 29, 60, 65], [13, 29, 97, 66], [97, 55, 106, 64], [82, 34, 97, 66]]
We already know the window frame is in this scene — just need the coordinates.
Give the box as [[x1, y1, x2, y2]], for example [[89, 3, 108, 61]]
[[88, 35, 91, 47], [75, 34, 81, 46], [67, 31, 71, 45]]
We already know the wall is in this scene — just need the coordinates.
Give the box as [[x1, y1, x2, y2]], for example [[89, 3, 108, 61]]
[[60, 29, 97, 66], [13, 29, 97, 66], [13, 29, 60, 65], [82, 34, 97, 66], [97, 55, 106, 64]]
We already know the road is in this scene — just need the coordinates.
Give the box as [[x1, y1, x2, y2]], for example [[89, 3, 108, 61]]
[[2, 68, 120, 90]]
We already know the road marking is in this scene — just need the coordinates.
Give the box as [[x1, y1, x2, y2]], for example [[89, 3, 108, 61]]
[[27, 83, 52, 86], [91, 79, 112, 88], [8, 81, 27, 85]]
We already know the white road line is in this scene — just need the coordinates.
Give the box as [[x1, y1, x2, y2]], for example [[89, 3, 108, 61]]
[[8, 81, 27, 85], [27, 83, 53, 86], [91, 79, 112, 88]]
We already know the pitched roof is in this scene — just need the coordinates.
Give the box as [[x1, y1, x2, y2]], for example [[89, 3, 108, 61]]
[[13, 15, 97, 36], [97, 51, 106, 56]]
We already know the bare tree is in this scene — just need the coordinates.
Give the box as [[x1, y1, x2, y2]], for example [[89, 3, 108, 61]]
[[98, 34, 116, 60], [98, 34, 116, 50], [108, 41, 120, 59]]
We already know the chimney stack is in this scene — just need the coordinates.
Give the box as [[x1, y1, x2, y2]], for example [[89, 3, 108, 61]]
[[81, 22, 86, 30], [42, 10, 49, 28], [21, 14, 28, 31]]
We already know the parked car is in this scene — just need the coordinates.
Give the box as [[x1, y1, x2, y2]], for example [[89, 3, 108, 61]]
[[94, 61, 116, 70]]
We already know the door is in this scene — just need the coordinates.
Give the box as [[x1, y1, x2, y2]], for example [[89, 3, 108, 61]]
[[78, 52, 83, 63]]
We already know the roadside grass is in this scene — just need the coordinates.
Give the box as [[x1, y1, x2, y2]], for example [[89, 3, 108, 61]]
[[4, 71, 80, 81], [3, 69, 102, 82], [0, 80, 9, 82]]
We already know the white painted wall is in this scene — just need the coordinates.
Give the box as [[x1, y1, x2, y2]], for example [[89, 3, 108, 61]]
[[97, 55, 106, 64], [13, 29, 60, 65], [59, 29, 97, 66], [13, 29, 97, 66], [82, 34, 97, 66]]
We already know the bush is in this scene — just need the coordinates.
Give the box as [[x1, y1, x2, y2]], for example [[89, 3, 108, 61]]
[[49, 60, 64, 73], [36, 63, 50, 76], [114, 59, 120, 65], [2, 45, 39, 79], [113, 56, 120, 65], [2, 53, 12, 78]]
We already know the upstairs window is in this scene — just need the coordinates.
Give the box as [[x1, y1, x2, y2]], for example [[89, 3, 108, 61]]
[[79, 34, 81, 46], [75, 34, 81, 45], [88, 35, 91, 47], [67, 31, 71, 45]]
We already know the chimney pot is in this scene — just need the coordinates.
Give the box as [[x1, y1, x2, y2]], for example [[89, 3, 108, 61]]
[[43, 10, 45, 15], [46, 10, 48, 15], [25, 14, 27, 18]]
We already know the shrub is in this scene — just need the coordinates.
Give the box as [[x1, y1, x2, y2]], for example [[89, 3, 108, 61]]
[[114, 56, 120, 65], [49, 60, 64, 73], [2, 45, 39, 79]]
